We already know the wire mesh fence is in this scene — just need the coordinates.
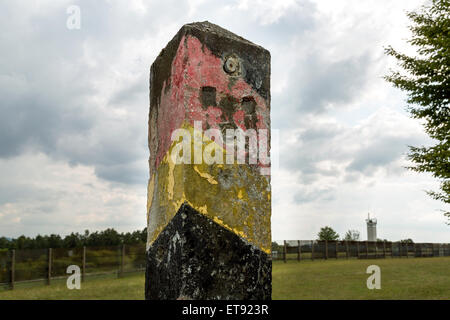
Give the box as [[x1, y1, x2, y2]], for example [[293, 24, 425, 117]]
[[0, 244, 147, 291], [15, 248, 48, 283], [85, 246, 121, 275], [273, 240, 450, 262], [52, 247, 84, 278], [124, 243, 146, 272], [0, 250, 11, 290]]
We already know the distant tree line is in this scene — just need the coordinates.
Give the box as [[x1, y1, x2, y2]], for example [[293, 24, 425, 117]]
[[271, 241, 283, 252], [270, 225, 415, 251], [316, 226, 413, 243], [3, 226, 415, 251], [0, 228, 147, 250]]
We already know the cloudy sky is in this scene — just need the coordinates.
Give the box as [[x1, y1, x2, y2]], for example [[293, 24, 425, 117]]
[[0, 0, 448, 242]]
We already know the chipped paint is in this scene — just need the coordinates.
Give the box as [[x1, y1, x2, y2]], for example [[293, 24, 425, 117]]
[[147, 122, 271, 253], [148, 26, 271, 254], [194, 165, 218, 184], [150, 34, 270, 175], [146, 173, 155, 224]]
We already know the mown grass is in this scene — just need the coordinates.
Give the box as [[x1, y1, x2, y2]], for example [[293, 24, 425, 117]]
[[272, 257, 450, 299], [0, 257, 448, 300], [0, 272, 145, 300]]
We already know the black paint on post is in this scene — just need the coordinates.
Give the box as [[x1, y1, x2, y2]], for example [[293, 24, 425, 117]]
[[146, 203, 271, 300]]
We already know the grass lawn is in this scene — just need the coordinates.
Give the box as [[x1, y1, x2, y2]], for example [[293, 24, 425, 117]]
[[0, 257, 448, 300], [272, 257, 450, 299], [0, 273, 145, 300]]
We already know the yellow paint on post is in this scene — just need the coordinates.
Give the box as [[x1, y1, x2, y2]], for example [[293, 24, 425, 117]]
[[147, 122, 271, 254], [194, 166, 218, 185], [146, 174, 155, 224]]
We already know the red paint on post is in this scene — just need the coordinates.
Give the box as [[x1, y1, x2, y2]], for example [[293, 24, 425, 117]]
[[153, 35, 270, 170]]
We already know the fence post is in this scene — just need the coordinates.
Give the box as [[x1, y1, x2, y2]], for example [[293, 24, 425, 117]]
[[297, 240, 301, 262], [120, 244, 125, 277], [345, 241, 349, 259], [406, 242, 409, 258], [356, 241, 360, 259], [325, 240, 328, 260], [10, 249, 15, 290], [82, 246, 86, 282], [366, 241, 369, 259], [336, 241, 339, 259], [311, 240, 314, 261], [283, 241, 287, 263], [383, 240, 386, 258], [48, 248, 52, 285], [375, 241, 378, 258]]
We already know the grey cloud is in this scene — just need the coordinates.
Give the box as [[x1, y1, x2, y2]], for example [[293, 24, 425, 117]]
[[0, 87, 95, 158], [95, 161, 147, 185], [0, 184, 62, 205], [281, 122, 346, 176], [109, 78, 147, 106], [273, 52, 373, 131], [283, 123, 416, 182], [347, 136, 411, 174], [299, 53, 371, 114], [227, 1, 317, 48], [0, 0, 320, 186], [298, 124, 343, 143], [282, 114, 425, 204], [294, 187, 335, 204], [0, 1, 183, 185]]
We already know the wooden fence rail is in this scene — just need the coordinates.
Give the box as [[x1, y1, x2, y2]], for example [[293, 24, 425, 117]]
[[272, 240, 450, 262], [0, 244, 147, 291], [1, 241, 449, 289]]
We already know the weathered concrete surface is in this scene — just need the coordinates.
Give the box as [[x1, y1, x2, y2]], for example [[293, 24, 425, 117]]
[[146, 203, 271, 300], [146, 21, 271, 300]]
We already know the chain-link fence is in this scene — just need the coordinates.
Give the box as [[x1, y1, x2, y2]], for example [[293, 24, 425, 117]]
[[0, 244, 146, 291], [273, 240, 450, 261]]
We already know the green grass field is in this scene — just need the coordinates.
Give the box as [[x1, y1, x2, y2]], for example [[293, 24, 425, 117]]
[[0, 257, 448, 300], [272, 257, 449, 299]]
